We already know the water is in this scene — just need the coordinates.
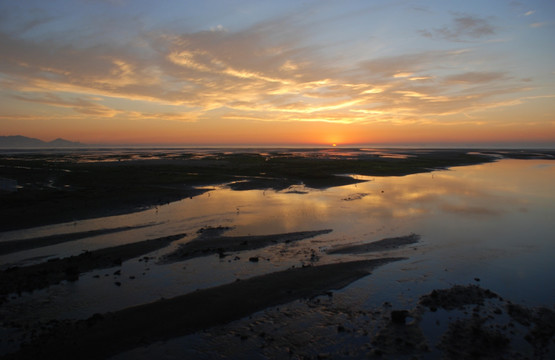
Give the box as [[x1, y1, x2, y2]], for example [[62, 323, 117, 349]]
[[1, 154, 554, 357]]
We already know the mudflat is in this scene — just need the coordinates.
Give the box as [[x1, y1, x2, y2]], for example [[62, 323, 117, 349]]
[[0, 233, 186, 299], [1, 149, 554, 359], [0, 224, 155, 255], [162, 227, 333, 263], [0, 148, 530, 231], [5, 258, 403, 360], [327, 234, 420, 254]]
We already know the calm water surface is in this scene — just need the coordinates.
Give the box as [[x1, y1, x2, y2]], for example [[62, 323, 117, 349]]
[[1, 157, 554, 356]]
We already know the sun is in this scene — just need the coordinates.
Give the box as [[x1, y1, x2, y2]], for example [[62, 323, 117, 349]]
[[332, 143, 337, 147]]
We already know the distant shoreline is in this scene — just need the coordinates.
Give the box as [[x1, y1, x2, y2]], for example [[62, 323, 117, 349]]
[[2, 136, 554, 150]]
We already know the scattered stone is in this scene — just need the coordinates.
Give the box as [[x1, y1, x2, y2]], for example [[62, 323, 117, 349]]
[[64, 266, 79, 282], [249, 257, 259, 263], [162, 229, 332, 263], [337, 325, 346, 333], [86, 313, 104, 327], [391, 310, 410, 325], [0, 233, 185, 296], [373, 317, 429, 356], [507, 303, 555, 354], [439, 317, 509, 359], [420, 285, 498, 311], [196, 226, 232, 235], [342, 193, 369, 201]]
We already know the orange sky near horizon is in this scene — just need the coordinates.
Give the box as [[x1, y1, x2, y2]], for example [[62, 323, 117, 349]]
[[1, 1, 554, 147]]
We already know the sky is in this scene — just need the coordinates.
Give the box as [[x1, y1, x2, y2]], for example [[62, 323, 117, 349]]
[[0, 0, 554, 147]]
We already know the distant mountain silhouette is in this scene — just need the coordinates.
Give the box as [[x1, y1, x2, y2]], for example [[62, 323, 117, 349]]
[[0, 135, 85, 148]]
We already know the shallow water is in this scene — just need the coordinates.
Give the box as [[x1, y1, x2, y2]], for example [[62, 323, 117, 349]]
[[1, 156, 554, 357]]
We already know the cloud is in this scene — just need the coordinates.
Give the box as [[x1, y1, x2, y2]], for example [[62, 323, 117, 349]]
[[358, 50, 453, 78], [530, 22, 547, 28], [0, 10, 537, 128], [443, 72, 506, 85], [12, 93, 120, 116], [420, 13, 496, 42]]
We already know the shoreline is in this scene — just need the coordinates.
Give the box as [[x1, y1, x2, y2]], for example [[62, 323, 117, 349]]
[[3, 148, 550, 232]]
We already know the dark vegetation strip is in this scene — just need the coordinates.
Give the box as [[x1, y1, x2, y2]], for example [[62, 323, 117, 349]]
[[162, 229, 333, 263], [6, 257, 404, 360], [327, 234, 420, 255], [0, 224, 155, 255], [0, 233, 186, 299]]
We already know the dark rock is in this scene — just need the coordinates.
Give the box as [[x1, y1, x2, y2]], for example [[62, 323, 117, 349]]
[[337, 325, 346, 333], [391, 310, 410, 325], [64, 266, 79, 281], [420, 285, 499, 311]]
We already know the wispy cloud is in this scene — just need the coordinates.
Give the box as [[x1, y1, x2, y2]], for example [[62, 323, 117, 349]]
[[419, 13, 496, 42], [530, 22, 547, 28], [12, 93, 120, 116], [443, 72, 506, 85]]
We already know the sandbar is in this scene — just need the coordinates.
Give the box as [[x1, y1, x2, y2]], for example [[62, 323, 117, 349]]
[[327, 234, 420, 254], [0, 233, 186, 299], [0, 224, 155, 255], [162, 228, 333, 263]]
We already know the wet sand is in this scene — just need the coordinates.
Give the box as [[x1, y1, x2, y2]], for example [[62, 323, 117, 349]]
[[162, 228, 333, 263], [0, 233, 186, 300], [156, 284, 554, 359], [1, 149, 554, 358], [1, 149, 554, 231], [2, 226, 554, 358], [327, 234, 420, 254], [0, 224, 155, 255], [5, 258, 403, 360], [0, 149, 506, 231]]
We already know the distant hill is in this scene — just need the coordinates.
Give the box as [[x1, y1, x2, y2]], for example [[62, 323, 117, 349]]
[[0, 135, 85, 148]]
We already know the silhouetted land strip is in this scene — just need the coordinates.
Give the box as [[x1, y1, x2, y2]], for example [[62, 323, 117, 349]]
[[162, 228, 333, 263], [1, 149, 554, 231], [0, 224, 155, 255], [5, 257, 403, 360], [327, 234, 420, 254], [0, 233, 186, 299]]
